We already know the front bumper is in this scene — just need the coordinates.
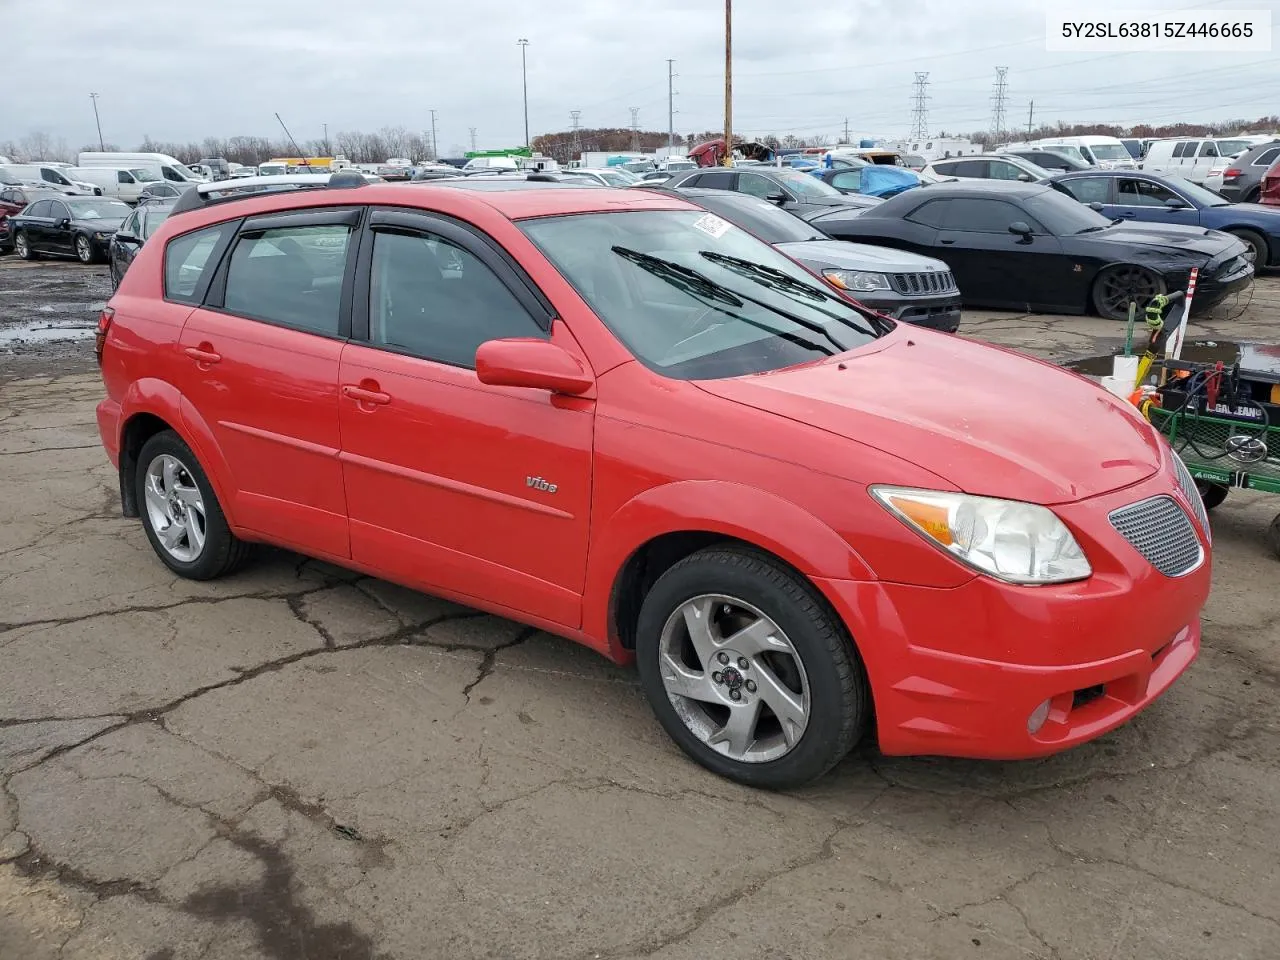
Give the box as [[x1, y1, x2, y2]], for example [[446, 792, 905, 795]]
[[813, 464, 1210, 760], [1190, 256, 1254, 311], [856, 293, 962, 332]]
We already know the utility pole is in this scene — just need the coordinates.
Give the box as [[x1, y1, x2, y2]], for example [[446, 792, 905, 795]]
[[429, 109, 439, 160], [843, 118, 850, 144], [323, 122, 328, 155], [570, 110, 582, 161], [1026, 100, 1035, 136], [517, 39, 530, 149], [469, 127, 478, 152], [909, 72, 930, 140], [629, 107, 640, 151], [89, 93, 104, 151], [990, 66, 1009, 145], [723, 0, 732, 167], [667, 59, 676, 150]]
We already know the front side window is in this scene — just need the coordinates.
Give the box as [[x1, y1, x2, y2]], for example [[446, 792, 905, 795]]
[[773, 169, 840, 198], [223, 224, 352, 335], [738, 173, 779, 199], [1118, 178, 1178, 207], [141, 206, 172, 239], [49, 200, 70, 221], [521, 210, 883, 380], [117, 170, 133, 184], [165, 223, 233, 304], [1055, 177, 1111, 204], [989, 161, 1027, 181], [1199, 142, 1220, 158], [368, 229, 543, 368]]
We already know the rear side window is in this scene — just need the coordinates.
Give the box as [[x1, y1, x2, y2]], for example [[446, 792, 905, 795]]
[[951, 160, 988, 178], [698, 170, 734, 189], [25, 200, 52, 217], [905, 199, 950, 227], [165, 223, 233, 304], [222, 224, 352, 336], [1253, 148, 1280, 167]]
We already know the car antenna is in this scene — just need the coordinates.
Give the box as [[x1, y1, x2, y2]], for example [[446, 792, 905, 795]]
[[274, 112, 309, 170]]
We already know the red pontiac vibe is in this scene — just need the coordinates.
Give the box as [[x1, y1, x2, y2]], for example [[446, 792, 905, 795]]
[[94, 174, 1211, 788]]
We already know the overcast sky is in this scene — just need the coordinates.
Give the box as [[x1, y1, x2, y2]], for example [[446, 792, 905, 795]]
[[5, 0, 1277, 155]]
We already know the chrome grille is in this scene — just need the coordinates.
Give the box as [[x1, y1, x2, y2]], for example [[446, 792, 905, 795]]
[[1109, 496, 1202, 577], [890, 271, 956, 296], [1170, 451, 1211, 539]]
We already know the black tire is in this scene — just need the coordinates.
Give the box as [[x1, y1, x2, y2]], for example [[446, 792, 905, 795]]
[[1267, 514, 1280, 560], [1197, 481, 1229, 511], [1091, 265, 1167, 321], [15, 231, 37, 261], [1244, 186, 1261, 204], [635, 546, 869, 789], [1228, 228, 1268, 269], [135, 430, 251, 580], [74, 234, 96, 264]]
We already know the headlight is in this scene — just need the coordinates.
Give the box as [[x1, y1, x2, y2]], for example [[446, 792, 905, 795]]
[[95, 231, 110, 239], [823, 269, 890, 292], [871, 486, 1092, 584]]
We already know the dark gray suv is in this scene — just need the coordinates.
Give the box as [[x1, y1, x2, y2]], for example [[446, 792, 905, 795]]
[[1217, 140, 1280, 203]]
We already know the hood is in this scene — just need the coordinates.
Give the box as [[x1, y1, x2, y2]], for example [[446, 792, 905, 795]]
[[697, 328, 1163, 504], [1086, 221, 1235, 257], [775, 239, 950, 273], [73, 217, 126, 232], [795, 196, 880, 221]]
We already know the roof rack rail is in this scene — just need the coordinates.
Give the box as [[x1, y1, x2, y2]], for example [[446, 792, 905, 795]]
[[168, 170, 375, 216]]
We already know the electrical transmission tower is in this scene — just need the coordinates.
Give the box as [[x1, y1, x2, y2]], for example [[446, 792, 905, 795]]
[[989, 66, 1009, 144], [629, 107, 640, 150], [468, 127, 477, 151], [570, 110, 582, 161], [909, 72, 930, 140]]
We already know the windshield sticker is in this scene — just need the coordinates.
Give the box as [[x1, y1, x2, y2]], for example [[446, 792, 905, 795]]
[[692, 213, 732, 239]]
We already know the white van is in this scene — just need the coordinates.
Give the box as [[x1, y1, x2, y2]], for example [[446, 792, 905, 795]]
[[67, 166, 162, 203], [1027, 136, 1135, 170], [1141, 136, 1277, 184], [0, 163, 98, 194], [76, 152, 204, 185]]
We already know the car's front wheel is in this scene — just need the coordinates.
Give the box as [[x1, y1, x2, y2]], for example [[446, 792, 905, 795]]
[[635, 546, 869, 788], [15, 231, 37, 261], [1092, 264, 1167, 321], [136, 430, 251, 580], [74, 234, 96, 264]]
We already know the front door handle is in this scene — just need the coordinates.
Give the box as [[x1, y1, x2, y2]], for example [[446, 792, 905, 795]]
[[940, 238, 955, 244], [342, 385, 391, 405], [184, 345, 221, 364], [1120, 212, 1136, 218]]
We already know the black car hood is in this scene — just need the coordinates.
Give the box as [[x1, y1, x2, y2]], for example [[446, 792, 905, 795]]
[[795, 196, 880, 221], [72, 217, 127, 232], [1080, 221, 1235, 258]]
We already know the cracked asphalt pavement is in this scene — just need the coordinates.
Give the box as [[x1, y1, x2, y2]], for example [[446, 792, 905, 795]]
[[2, 261, 1279, 959]]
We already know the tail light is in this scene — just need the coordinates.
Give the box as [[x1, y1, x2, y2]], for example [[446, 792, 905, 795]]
[[1223, 168, 1242, 179], [94, 307, 114, 365]]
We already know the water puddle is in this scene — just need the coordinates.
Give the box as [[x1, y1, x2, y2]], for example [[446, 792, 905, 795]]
[[0, 319, 96, 345]]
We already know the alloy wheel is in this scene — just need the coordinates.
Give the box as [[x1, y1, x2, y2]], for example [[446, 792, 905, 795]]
[[1099, 265, 1163, 319], [15, 234, 29, 259], [657, 593, 810, 763], [143, 453, 207, 563], [76, 236, 92, 263]]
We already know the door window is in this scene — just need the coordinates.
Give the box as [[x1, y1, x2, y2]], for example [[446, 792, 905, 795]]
[[950, 160, 989, 178], [117, 170, 133, 184], [830, 170, 862, 191], [222, 225, 352, 335], [1173, 141, 1196, 159], [25, 199, 52, 217], [738, 173, 778, 199], [989, 160, 1027, 180], [1055, 177, 1111, 204], [1199, 142, 1219, 158], [164, 223, 234, 304], [368, 229, 545, 368], [1117, 178, 1178, 207], [938, 198, 1038, 233], [48, 200, 69, 222], [905, 199, 950, 227], [931, 161, 957, 176], [696, 170, 734, 189], [1254, 148, 1280, 167]]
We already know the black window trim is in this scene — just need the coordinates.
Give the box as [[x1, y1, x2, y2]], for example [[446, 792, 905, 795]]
[[350, 206, 555, 347], [200, 205, 365, 341], [162, 219, 241, 307]]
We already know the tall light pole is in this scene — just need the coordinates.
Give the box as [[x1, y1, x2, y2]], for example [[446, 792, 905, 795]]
[[89, 92, 104, 151], [722, 1, 732, 167], [667, 59, 676, 151], [517, 38, 530, 149], [429, 109, 439, 160]]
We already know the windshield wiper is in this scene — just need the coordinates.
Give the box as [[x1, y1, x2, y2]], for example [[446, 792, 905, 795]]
[[699, 250, 887, 336], [612, 245, 847, 353]]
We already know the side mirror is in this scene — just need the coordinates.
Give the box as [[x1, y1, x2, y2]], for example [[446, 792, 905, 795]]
[[765, 191, 787, 204], [1016, 173, 1034, 182], [57, 217, 71, 228], [1087, 202, 1105, 212], [115, 231, 139, 245], [1008, 221, 1033, 238], [475, 338, 593, 395], [1164, 197, 1189, 209]]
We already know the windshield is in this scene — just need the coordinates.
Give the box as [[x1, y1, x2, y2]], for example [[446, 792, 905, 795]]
[[1215, 139, 1253, 156], [64, 199, 129, 219], [1022, 189, 1112, 235], [1044, 145, 1087, 163], [775, 170, 841, 198], [520, 210, 882, 379], [1165, 176, 1229, 207], [697, 196, 825, 244], [140, 205, 172, 238], [128, 168, 160, 182], [600, 169, 640, 186], [1088, 143, 1131, 161]]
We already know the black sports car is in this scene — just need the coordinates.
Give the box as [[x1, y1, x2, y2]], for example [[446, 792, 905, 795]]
[[809, 180, 1254, 319], [661, 166, 881, 221], [9, 195, 131, 264], [109, 199, 176, 289]]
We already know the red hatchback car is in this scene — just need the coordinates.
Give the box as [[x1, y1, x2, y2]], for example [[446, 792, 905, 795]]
[[1262, 157, 1280, 207], [95, 173, 1212, 787]]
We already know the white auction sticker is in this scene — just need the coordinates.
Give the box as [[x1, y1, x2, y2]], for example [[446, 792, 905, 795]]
[[692, 213, 732, 239], [1046, 8, 1271, 51]]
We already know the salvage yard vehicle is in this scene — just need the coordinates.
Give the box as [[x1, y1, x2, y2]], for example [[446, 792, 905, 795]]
[[77, 151, 205, 185], [1140, 137, 1274, 184], [93, 172, 1211, 787], [1264, 159, 1280, 207], [67, 166, 162, 203], [109, 198, 176, 289], [998, 148, 1092, 174], [1210, 140, 1280, 203], [9, 195, 130, 263], [1049, 170, 1280, 268], [0, 184, 64, 253], [812, 180, 1253, 320], [1026, 136, 1136, 170], [0, 162, 98, 194], [662, 166, 881, 221], [923, 154, 1053, 183], [660, 187, 962, 331]]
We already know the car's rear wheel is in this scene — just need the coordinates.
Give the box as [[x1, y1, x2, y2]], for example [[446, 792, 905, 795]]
[[635, 546, 868, 788], [1244, 186, 1261, 204], [136, 430, 251, 580], [15, 232, 37, 261], [1092, 265, 1167, 321], [1228, 228, 1268, 269]]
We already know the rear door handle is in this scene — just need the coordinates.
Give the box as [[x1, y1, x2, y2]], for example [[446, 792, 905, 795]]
[[342, 385, 391, 405], [183, 346, 221, 364]]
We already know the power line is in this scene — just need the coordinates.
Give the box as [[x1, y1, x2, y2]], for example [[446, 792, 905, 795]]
[[990, 66, 1009, 142], [909, 72, 930, 139]]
